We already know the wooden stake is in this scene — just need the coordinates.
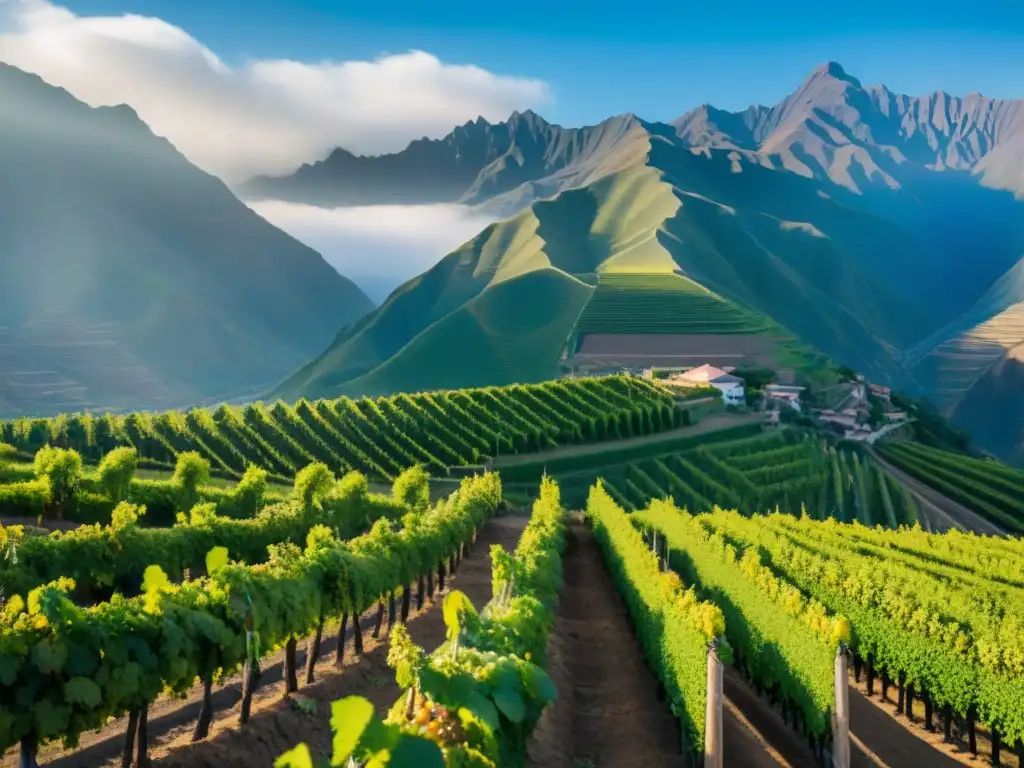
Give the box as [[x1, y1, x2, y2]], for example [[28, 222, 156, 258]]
[[371, 600, 385, 639], [19, 737, 38, 768], [833, 645, 850, 768], [704, 642, 723, 768], [353, 613, 364, 655]]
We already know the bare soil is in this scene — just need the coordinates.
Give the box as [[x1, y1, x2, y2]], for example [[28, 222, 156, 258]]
[[528, 522, 783, 768], [19, 516, 526, 768]]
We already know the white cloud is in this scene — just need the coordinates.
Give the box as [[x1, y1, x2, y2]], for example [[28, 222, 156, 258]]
[[248, 201, 495, 303], [0, 0, 551, 181]]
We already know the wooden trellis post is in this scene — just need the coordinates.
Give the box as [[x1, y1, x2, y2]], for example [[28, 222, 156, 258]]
[[833, 644, 850, 768], [705, 640, 724, 768]]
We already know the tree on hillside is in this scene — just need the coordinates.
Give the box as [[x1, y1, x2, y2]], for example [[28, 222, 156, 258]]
[[172, 451, 211, 512], [98, 447, 138, 505], [33, 446, 83, 518]]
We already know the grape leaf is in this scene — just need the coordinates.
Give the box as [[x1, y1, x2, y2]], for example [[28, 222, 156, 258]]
[[274, 743, 313, 768], [388, 734, 445, 767], [329, 696, 373, 764], [206, 546, 230, 576], [64, 677, 102, 709], [492, 685, 526, 724]]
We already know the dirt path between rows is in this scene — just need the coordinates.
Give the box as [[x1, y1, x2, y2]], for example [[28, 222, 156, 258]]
[[494, 412, 762, 469], [848, 672, 1020, 767], [868, 447, 1003, 535], [18, 516, 527, 768], [528, 523, 784, 768]]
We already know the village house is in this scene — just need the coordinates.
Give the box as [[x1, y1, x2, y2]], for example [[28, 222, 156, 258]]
[[868, 383, 892, 402], [763, 384, 806, 413], [885, 411, 908, 422], [665, 363, 745, 406], [818, 408, 859, 428]]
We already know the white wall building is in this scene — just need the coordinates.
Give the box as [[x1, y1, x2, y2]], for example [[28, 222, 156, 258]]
[[666, 364, 746, 405]]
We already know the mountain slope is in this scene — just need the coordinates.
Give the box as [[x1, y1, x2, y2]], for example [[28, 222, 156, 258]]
[[0, 63, 373, 416], [268, 61, 1024, 463], [276, 140, 936, 401], [904, 258, 1024, 463], [241, 111, 651, 216]]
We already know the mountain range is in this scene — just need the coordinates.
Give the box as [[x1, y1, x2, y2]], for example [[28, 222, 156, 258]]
[[259, 62, 1024, 464], [0, 62, 373, 417], [3, 57, 1023, 465]]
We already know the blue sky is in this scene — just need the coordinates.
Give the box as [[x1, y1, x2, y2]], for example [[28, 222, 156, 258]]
[[62, 0, 1024, 126]]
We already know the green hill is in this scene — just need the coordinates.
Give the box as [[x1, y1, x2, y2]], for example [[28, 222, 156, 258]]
[[0, 63, 373, 418], [276, 134, 931, 402]]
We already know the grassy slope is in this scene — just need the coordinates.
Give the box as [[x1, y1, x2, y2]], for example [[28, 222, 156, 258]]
[[278, 128, 933, 402]]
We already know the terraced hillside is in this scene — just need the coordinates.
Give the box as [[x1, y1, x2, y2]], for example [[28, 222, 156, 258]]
[[0, 375, 677, 484], [905, 258, 1024, 466], [573, 273, 770, 336], [876, 440, 1024, 533], [501, 425, 920, 528]]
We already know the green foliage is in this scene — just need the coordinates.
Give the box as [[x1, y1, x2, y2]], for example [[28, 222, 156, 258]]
[[33, 446, 83, 511], [97, 447, 138, 505], [393, 465, 430, 514], [374, 475, 566, 767], [0, 376, 674, 486], [0, 443, 16, 471], [171, 451, 210, 512], [293, 462, 335, 511], [633, 503, 846, 737], [0, 468, 406, 601], [586, 482, 727, 757], [705, 511, 1024, 746], [877, 441, 1024, 532], [0, 473, 501, 753]]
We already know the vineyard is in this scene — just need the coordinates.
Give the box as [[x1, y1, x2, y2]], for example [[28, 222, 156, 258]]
[[0, 372, 1022, 767], [876, 440, 1024, 533], [572, 272, 771, 335], [0, 376, 676, 485], [591, 485, 1024, 767], [506, 426, 921, 527]]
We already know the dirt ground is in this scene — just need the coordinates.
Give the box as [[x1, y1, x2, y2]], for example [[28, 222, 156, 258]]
[[528, 523, 785, 768], [19, 516, 526, 768]]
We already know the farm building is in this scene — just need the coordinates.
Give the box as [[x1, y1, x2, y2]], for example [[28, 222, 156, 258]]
[[665, 363, 745, 405], [763, 384, 805, 412], [818, 408, 858, 428], [868, 383, 892, 402]]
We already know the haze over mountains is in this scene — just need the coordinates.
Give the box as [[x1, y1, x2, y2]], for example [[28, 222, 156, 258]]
[[0, 63, 372, 416], [262, 62, 1024, 464]]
